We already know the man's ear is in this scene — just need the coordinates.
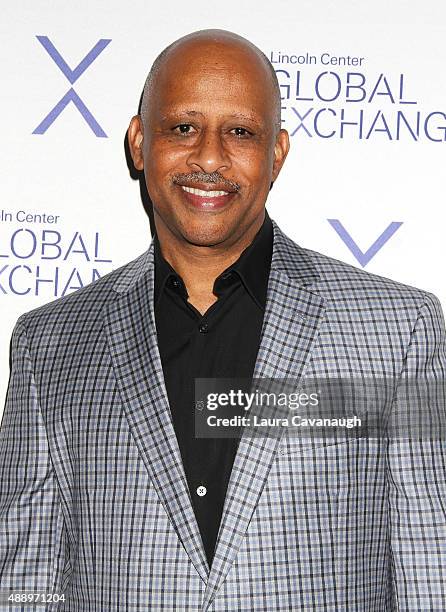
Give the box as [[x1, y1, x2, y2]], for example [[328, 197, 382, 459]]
[[271, 129, 290, 183], [127, 115, 145, 171]]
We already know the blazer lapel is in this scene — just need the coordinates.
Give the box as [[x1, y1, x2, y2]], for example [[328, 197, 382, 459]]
[[202, 221, 326, 609], [103, 245, 209, 583]]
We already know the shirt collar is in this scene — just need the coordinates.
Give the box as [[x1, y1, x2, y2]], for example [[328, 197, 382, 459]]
[[154, 209, 273, 311]]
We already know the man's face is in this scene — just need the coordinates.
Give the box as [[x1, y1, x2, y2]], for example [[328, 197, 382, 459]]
[[129, 40, 289, 248]]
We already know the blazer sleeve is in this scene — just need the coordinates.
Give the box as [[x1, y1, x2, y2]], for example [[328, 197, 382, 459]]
[[0, 316, 69, 611], [387, 292, 446, 611]]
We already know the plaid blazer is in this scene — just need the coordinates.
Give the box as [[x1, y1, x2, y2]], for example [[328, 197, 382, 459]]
[[1, 218, 445, 611]]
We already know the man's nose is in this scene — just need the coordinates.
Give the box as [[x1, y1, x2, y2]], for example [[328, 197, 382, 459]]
[[186, 130, 231, 174]]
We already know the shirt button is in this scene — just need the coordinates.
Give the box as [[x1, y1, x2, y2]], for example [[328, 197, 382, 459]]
[[198, 322, 209, 333], [171, 277, 181, 288], [196, 485, 207, 497]]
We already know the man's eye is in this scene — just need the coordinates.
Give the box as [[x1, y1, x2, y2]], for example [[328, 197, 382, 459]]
[[174, 124, 194, 135], [232, 127, 251, 137]]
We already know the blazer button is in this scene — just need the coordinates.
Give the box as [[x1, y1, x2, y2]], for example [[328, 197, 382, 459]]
[[198, 323, 209, 333]]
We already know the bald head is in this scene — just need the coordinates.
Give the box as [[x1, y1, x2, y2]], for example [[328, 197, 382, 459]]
[[140, 29, 281, 132]]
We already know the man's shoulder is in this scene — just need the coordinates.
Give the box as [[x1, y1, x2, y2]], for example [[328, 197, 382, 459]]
[[308, 246, 423, 296], [14, 247, 152, 336], [273, 220, 439, 314], [305, 245, 443, 323]]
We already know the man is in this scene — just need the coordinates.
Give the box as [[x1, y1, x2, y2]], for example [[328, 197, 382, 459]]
[[1, 28, 445, 611]]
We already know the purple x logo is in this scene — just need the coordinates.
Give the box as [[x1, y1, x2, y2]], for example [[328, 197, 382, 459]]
[[32, 35, 111, 137]]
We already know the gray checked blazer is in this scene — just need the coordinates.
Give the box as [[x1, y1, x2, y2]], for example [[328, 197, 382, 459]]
[[1, 218, 446, 611]]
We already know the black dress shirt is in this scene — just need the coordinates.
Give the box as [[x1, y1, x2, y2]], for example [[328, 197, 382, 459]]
[[153, 210, 273, 566]]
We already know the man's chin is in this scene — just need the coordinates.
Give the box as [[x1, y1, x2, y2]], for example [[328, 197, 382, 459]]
[[172, 215, 238, 248], [180, 228, 233, 248]]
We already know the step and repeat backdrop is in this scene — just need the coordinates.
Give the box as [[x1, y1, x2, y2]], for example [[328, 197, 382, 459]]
[[1, 1, 445, 409]]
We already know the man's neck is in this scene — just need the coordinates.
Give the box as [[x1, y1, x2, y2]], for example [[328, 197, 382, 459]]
[[154, 213, 265, 314]]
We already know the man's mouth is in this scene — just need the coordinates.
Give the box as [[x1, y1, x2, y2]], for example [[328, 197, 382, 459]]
[[181, 186, 230, 197], [179, 184, 236, 210]]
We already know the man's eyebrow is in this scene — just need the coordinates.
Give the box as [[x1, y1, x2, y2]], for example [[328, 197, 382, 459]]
[[160, 110, 203, 121], [227, 112, 260, 123], [159, 110, 261, 123]]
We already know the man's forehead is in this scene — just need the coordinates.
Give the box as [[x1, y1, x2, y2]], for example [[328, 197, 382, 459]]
[[161, 33, 265, 64], [148, 55, 273, 121], [156, 37, 272, 87], [140, 30, 281, 130]]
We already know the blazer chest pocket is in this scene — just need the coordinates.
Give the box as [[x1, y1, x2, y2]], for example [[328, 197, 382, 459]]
[[277, 434, 364, 456]]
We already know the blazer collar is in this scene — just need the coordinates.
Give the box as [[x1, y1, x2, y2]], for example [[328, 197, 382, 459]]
[[111, 217, 321, 297]]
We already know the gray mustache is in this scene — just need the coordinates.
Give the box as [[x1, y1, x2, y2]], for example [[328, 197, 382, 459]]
[[172, 172, 240, 192]]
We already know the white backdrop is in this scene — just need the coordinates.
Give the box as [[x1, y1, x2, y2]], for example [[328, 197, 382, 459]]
[[1, 0, 445, 411]]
